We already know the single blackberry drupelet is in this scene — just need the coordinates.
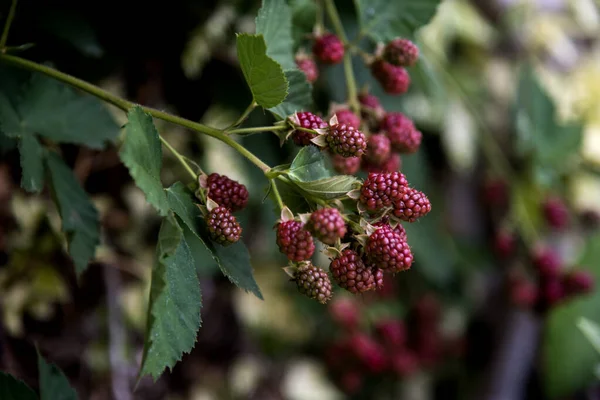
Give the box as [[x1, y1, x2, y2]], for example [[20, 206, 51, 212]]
[[276, 220, 315, 261], [330, 249, 377, 294], [206, 173, 249, 212], [293, 263, 333, 304], [206, 206, 242, 246], [306, 208, 347, 245]]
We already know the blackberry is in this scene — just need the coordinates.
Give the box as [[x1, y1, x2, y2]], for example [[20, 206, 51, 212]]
[[206, 173, 249, 212], [313, 33, 344, 64], [365, 224, 413, 272], [383, 38, 419, 66], [289, 111, 327, 146], [330, 249, 377, 294], [295, 55, 318, 83], [543, 196, 569, 230], [326, 123, 367, 157], [380, 112, 422, 153], [365, 133, 391, 164], [306, 208, 347, 245], [333, 108, 361, 129], [532, 247, 561, 278], [276, 220, 315, 261], [362, 153, 402, 173], [371, 59, 410, 95], [332, 154, 361, 175], [206, 206, 242, 246], [359, 172, 409, 212], [392, 187, 432, 222], [293, 262, 333, 304], [563, 270, 595, 296]]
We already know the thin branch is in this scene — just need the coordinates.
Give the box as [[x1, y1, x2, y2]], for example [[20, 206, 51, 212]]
[[0, 0, 19, 50]]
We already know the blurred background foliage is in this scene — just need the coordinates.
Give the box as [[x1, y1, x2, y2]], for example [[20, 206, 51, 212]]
[[2, 0, 600, 399]]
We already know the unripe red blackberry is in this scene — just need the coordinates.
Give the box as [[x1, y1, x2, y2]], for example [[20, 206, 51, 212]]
[[392, 187, 432, 222], [358, 92, 382, 111], [494, 229, 516, 259], [563, 270, 595, 296], [306, 208, 347, 245], [276, 220, 315, 261], [329, 297, 360, 329], [206, 173, 249, 212], [373, 218, 407, 241], [532, 247, 561, 278], [375, 319, 406, 348], [359, 172, 409, 212], [361, 153, 402, 173], [206, 206, 242, 246], [543, 196, 570, 230], [332, 154, 361, 175], [326, 123, 367, 157], [330, 249, 377, 294], [292, 262, 333, 304], [510, 279, 538, 309], [350, 333, 388, 373], [333, 108, 361, 129], [541, 277, 565, 307], [313, 33, 344, 64], [365, 224, 413, 272], [392, 351, 419, 377], [289, 111, 327, 146], [365, 133, 391, 164], [383, 38, 419, 67], [295, 55, 318, 83], [380, 112, 421, 153], [371, 59, 410, 95]]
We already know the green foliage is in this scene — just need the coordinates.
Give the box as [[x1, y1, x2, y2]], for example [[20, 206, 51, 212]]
[[0, 68, 119, 149], [287, 146, 333, 182], [38, 350, 78, 400], [18, 134, 45, 193], [515, 65, 583, 186], [578, 318, 600, 357], [354, 0, 441, 41], [120, 106, 170, 216], [140, 215, 202, 381], [256, 0, 295, 70], [289, 0, 317, 48], [236, 33, 289, 108], [166, 183, 263, 299], [0, 373, 37, 400], [269, 69, 313, 120], [46, 152, 100, 277], [290, 175, 361, 200], [543, 233, 600, 398]]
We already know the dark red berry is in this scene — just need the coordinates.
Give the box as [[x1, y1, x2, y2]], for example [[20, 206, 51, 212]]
[[366, 224, 413, 272], [375, 319, 406, 348], [358, 92, 382, 111], [392, 187, 432, 222], [392, 351, 419, 377], [292, 262, 333, 304], [373, 218, 407, 241], [543, 196, 570, 230], [380, 112, 421, 153], [541, 277, 565, 307], [371, 59, 410, 95], [494, 229, 516, 259], [510, 279, 538, 308], [362, 153, 402, 173], [383, 38, 419, 66], [313, 33, 344, 64], [307, 207, 347, 245], [532, 247, 561, 278], [289, 111, 327, 146], [206, 206, 242, 246], [330, 249, 377, 294], [295, 55, 318, 83], [206, 173, 249, 212], [365, 133, 391, 164], [563, 270, 595, 296], [332, 154, 361, 175], [326, 123, 367, 157], [276, 220, 315, 261], [359, 172, 409, 212], [329, 297, 360, 329], [350, 333, 388, 373], [333, 108, 361, 129], [482, 178, 509, 206]]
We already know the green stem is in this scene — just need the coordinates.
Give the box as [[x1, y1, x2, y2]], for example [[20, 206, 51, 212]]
[[0, 53, 271, 173], [159, 136, 197, 180], [226, 101, 257, 130], [315, 0, 325, 32], [323, 0, 359, 114], [227, 125, 288, 135], [270, 180, 285, 211], [0, 0, 18, 50]]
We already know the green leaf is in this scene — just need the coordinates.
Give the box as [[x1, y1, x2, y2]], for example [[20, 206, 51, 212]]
[[287, 146, 332, 182], [0, 130, 17, 154], [0, 372, 37, 400], [354, 0, 441, 41], [543, 233, 600, 398], [236, 33, 288, 108], [46, 152, 100, 277], [120, 106, 169, 216], [269, 69, 313, 119], [289, 0, 317, 48], [165, 183, 263, 299], [578, 317, 600, 355], [515, 65, 583, 186], [140, 215, 202, 381], [290, 175, 361, 200], [0, 67, 118, 148], [38, 350, 78, 400], [18, 134, 45, 193], [256, 0, 295, 69]]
